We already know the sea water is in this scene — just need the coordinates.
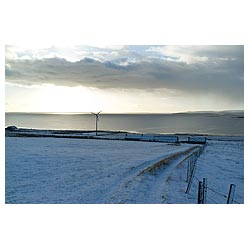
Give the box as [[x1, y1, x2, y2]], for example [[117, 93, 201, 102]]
[[5, 112, 244, 135]]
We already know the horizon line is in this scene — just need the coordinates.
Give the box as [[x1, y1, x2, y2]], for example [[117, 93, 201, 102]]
[[5, 109, 244, 115]]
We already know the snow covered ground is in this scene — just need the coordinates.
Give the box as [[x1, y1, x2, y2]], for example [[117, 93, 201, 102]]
[[163, 139, 244, 204], [5, 135, 244, 204], [190, 140, 244, 204]]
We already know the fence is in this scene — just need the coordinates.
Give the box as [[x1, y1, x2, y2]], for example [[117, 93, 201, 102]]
[[185, 146, 205, 193], [125, 133, 179, 143], [184, 145, 240, 204], [187, 136, 207, 144], [193, 177, 239, 204]]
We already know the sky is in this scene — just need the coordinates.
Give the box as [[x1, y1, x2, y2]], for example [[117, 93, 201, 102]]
[[5, 45, 244, 113]]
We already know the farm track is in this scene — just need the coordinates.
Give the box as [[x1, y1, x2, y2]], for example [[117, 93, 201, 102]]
[[103, 145, 202, 204]]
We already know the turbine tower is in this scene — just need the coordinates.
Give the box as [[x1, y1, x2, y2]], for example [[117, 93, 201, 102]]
[[91, 111, 101, 136]]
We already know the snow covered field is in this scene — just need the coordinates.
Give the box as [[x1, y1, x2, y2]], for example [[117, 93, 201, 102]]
[[191, 140, 244, 204], [5, 136, 244, 204], [164, 139, 244, 204]]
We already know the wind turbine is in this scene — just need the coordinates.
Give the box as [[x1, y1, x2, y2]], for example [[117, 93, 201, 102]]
[[91, 111, 101, 136]]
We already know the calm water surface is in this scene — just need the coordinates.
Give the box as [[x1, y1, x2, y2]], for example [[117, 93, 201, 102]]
[[5, 112, 244, 135]]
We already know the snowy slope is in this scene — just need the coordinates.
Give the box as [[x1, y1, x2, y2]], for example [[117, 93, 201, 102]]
[[6, 137, 192, 203], [189, 140, 244, 204], [5, 136, 244, 204], [160, 140, 244, 204]]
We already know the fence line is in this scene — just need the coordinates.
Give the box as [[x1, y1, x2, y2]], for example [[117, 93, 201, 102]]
[[124, 134, 207, 144], [183, 147, 240, 204], [192, 176, 240, 204], [185, 146, 205, 194], [207, 186, 228, 199]]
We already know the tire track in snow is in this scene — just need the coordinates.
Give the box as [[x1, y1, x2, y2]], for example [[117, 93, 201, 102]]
[[99, 146, 189, 203], [103, 145, 200, 203]]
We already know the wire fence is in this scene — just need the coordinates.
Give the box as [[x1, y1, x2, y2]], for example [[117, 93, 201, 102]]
[[185, 147, 241, 204]]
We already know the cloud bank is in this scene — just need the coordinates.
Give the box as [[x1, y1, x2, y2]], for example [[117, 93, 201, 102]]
[[5, 45, 244, 103]]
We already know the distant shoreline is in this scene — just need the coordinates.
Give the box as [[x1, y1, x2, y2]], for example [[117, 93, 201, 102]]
[[6, 112, 244, 136], [5, 127, 244, 142], [5, 110, 244, 115]]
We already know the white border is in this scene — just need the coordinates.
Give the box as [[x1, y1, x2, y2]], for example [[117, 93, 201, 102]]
[[1, 1, 249, 250]]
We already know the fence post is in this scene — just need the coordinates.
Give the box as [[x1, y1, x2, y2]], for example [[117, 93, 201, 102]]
[[227, 184, 236, 204], [202, 178, 207, 204], [197, 181, 203, 204], [176, 136, 179, 143], [185, 156, 197, 194], [186, 158, 190, 182]]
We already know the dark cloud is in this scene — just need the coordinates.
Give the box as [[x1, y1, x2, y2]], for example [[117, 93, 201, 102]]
[[191, 45, 244, 59], [5, 46, 244, 103]]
